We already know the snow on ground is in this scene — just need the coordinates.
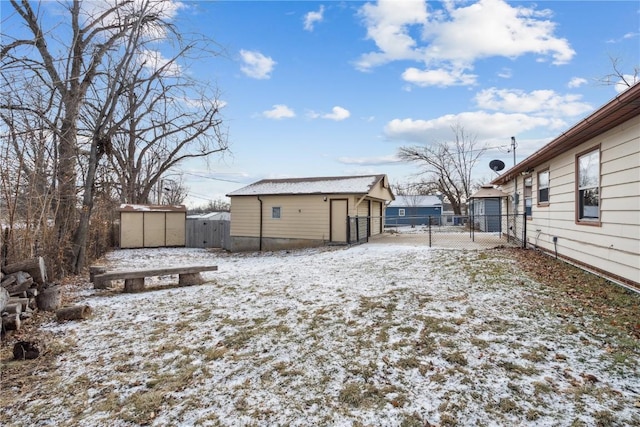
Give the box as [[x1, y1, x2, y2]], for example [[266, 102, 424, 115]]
[[5, 244, 639, 426]]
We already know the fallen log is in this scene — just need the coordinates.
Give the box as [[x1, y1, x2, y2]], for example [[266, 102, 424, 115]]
[[3, 257, 48, 286], [8, 297, 30, 312], [56, 305, 92, 321], [2, 313, 21, 331], [2, 302, 22, 316], [25, 287, 38, 298], [36, 284, 61, 311]]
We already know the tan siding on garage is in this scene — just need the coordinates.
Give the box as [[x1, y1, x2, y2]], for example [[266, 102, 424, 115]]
[[230, 197, 261, 237], [262, 195, 331, 240]]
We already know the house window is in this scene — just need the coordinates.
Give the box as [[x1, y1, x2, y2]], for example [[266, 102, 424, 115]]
[[577, 148, 600, 221], [398, 208, 405, 217], [272, 206, 281, 219], [538, 170, 549, 204], [524, 176, 533, 217]]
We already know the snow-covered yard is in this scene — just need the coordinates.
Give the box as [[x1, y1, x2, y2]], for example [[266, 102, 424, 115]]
[[2, 244, 639, 426]]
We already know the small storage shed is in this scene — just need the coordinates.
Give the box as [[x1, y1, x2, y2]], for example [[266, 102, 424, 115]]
[[469, 186, 509, 232], [119, 204, 186, 249], [226, 174, 395, 251], [385, 195, 442, 227]]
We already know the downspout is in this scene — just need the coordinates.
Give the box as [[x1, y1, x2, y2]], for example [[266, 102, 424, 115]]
[[257, 196, 263, 251]]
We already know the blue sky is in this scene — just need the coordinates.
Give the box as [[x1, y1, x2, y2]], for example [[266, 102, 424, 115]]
[[177, 0, 639, 206], [3, 1, 639, 207]]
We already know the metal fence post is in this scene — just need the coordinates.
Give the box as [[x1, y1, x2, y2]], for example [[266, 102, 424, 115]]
[[428, 216, 432, 247], [522, 212, 527, 248]]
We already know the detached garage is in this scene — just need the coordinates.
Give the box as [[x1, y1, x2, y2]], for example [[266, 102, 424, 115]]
[[226, 174, 395, 252], [118, 204, 187, 248]]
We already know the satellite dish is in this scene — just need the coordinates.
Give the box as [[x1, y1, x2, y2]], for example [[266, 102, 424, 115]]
[[489, 159, 505, 172]]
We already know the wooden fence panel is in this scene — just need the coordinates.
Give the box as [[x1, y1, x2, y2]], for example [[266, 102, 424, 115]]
[[186, 219, 230, 249]]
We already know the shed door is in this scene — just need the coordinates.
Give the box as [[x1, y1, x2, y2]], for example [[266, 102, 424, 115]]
[[143, 212, 166, 247], [165, 212, 186, 246], [330, 199, 348, 243], [120, 212, 144, 248]]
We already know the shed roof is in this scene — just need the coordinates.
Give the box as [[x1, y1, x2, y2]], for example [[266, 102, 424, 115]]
[[388, 195, 442, 207], [118, 204, 187, 212], [492, 82, 640, 185], [227, 174, 389, 197], [470, 185, 510, 199]]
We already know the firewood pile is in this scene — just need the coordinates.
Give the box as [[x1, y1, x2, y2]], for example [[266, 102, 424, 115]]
[[1, 257, 54, 336], [2, 256, 92, 360]]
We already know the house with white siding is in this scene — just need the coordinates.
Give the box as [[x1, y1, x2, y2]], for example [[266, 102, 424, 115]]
[[226, 175, 395, 251], [492, 83, 640, 289]]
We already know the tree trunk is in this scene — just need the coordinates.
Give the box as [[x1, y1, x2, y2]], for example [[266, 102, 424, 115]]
[[3, 257, 48, 286], [36, 285, 61, 311], [56, 305, 92, 321]]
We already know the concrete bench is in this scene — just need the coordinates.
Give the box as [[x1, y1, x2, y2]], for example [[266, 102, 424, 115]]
[[92, 265, 218, 292]]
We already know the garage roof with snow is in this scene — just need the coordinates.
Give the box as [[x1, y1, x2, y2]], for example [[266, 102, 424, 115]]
[[227, 175, 389, 197]]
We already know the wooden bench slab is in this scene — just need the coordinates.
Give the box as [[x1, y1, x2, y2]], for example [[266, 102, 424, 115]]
[[93, 265, 218, 292]]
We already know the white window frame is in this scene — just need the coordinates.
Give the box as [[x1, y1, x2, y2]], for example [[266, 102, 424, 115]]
[[524, 175, 533, 218], [576, 147, 600, 224], [537, 170, 549, 205], [398, 208, 405, 217], [272, 206, 281, 219]]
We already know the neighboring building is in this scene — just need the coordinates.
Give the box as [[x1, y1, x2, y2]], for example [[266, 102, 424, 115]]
[[492, 83, 640, 289], [469, 185, 509, 232], [118, 204, 186, 249], [226, 174, 395, 251], [385, 195, 442, 227]]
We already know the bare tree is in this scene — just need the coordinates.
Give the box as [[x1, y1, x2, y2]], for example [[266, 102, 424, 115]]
[[188, 199, 230, 214], [1, 0, 228, 273], [398, 125, 485, 215], [597, 55, 639, 88]]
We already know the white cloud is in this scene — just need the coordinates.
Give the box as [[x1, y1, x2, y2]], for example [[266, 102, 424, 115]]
[[497, 68, 513, 79], [475, 88, 592, 116], [308, 106, 351, 121], [402, 67, 477, 87], [323, 106, 351, 121], [337, 155, 401, 166], [615, 75, 639, 93], [263, 104, 295, 120], [568, 77, 588, 88], [355, 0, 428, 70], [356, 0, 575, 88], [384, 111, 566, 144], [303, 5, 325, 31], [240, 50, 276, 79]]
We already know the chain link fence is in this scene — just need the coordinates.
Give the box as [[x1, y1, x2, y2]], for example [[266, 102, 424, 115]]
[[349, 213, 527, 249]]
